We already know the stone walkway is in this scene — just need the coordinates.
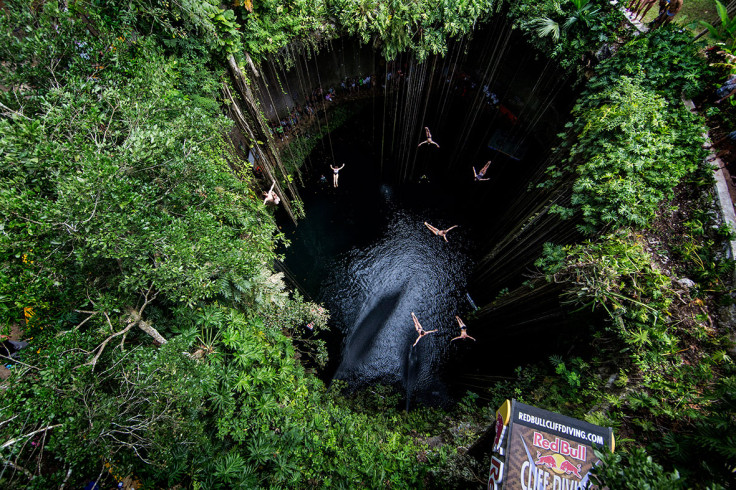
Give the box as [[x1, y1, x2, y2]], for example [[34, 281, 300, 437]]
[[683, 100, 736, 274]]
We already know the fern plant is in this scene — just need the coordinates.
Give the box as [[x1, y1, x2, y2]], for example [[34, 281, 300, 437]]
[[531, 0, 602, 43], [699, 0, 736, 50]]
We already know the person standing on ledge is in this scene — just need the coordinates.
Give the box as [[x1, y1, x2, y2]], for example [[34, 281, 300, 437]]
[[633, 0, 657, 21], [263, 180, 280, 206], [424, 222, 458, 242], [411, 312, 438, 347], [650, 0, 682, 29], [473, 161, 492, 181], [417, 127, 440, 148], [626, 0, 644, 12], [451, 316, 476, 342], [330, 163, 345, 188]]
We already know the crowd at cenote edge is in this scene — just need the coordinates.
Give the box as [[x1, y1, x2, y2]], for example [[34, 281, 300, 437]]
[[1, 0, 735, 488]]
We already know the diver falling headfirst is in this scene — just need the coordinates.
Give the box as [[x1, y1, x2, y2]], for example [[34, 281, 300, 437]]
[[424, 222, 458, 242], [417, 127, 440, 148], [411, 312, 437, 347], [451, 316, 476, 342]]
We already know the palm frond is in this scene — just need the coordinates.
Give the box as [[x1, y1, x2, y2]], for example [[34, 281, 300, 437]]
[[532, 17, 561, 42], [563, 16, 578, 31]]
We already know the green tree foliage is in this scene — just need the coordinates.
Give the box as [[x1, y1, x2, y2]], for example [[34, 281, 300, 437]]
[[509, 0, 626, 72], [203, 307, 430, 487], [537, 232, 680, 370], [1, 334, 215, 487], [329, 0, 494, 60], [237, 0, 331, 58], [91, 0, 500, 62], [587, 28, 716, 99], [561, 76, 705, 233], [658, 370, 736, 484], [699, 0, 736, 51], [0, 42, 277, 324], [1, 305, 434, 487], [0, 4, 444, 487], [131, 0, 245, 56], [530, 0, 603, 43], [227, 0, 500, 61]]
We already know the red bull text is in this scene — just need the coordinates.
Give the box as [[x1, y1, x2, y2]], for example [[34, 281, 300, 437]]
[[532, 432, 586, 461]]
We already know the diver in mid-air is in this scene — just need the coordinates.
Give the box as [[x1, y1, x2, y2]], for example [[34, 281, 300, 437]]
[[451, 316, 476, 342], [424, 222, 458, 242], [263, 180, 280, 206], [411, 312, 438, 347], [330, 163, 345, 187], [473, 161, 492, 181], [417, 127, 440, 148]]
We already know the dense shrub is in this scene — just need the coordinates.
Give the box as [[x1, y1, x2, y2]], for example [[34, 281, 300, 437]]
[[557, 76, 706, 232], [540, 29, 710, 233]]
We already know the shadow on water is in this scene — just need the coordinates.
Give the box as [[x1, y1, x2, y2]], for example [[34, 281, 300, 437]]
[[334, 288, 404, 374]]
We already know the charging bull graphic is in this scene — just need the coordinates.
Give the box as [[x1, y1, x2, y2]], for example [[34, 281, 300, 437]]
[[558, 460, 582, 479], [534, 452, 557, 470]]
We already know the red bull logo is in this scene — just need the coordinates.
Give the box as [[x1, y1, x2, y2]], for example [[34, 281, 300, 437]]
[[559, 460, 582, 479], [534, 451, 557, 469], [533, 452, 584, 480], [532, 432, 586, 461]]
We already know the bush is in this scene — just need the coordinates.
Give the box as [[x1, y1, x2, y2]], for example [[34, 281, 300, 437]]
[[590, 446, 684, 489]]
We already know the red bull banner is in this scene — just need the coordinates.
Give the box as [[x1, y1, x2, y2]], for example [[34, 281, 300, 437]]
[[488, 400, 614, 490]]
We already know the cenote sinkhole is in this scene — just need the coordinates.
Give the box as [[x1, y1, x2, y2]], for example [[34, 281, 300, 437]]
[[10, 2, 736, 487], [273, 27, 583, 407]]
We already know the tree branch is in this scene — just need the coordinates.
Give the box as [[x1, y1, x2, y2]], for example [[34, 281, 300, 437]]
[[129, 287, 167, 345], [58, 310, 99, 336], [136, 317, 167, 345], [59, 466, 73, 490], [1, 458, 33, 480], [1, 424, 63, 449], [0, 354, 40, 371], [0, 101, 30, 120], [78, 313, 135, 370], [0, 415, 19, 428], [75, 288, 166, 369]]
